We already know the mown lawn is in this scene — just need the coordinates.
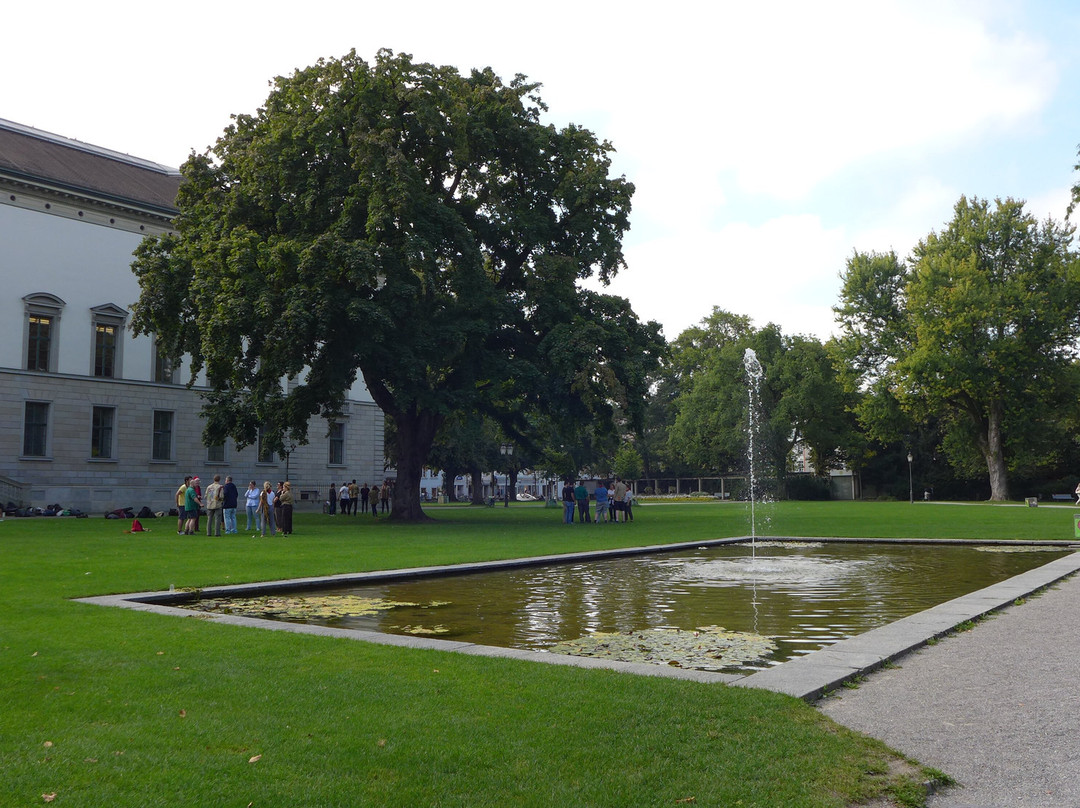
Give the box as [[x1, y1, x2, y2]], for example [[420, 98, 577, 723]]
[[3, 500, 1073, 807]]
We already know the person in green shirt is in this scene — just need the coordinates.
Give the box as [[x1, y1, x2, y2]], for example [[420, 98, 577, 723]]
[[183, 482, 202, 535], [573, 481, 591, 523]]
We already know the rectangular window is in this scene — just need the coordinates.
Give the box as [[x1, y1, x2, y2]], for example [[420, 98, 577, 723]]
[[154, 342, 176, 383], [207, 443, 226, 463], [257, 427, 275, 464], [23, 402, 49, 457], [328, 422, 345, 465], [152, 410, 174, 461], [27, 315, 52, 371], [91, 406, 115, 459], [94, 324, 117, 377]]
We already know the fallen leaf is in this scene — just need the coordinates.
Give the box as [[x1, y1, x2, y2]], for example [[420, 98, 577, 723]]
[[248, 754, 262, 763], [32, 651, 39, 657], [43, 741, 53, 748], [156, 651, 165, 656], [85, 758, 98, 763], [179, 710, 187, 718], [377, 739, 387, 747], [675, 798, 696, 804], [42, 795, 56, 803]]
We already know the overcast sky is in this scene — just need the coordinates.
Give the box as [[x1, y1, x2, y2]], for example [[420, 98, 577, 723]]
[[6, 0, 1079, 341]]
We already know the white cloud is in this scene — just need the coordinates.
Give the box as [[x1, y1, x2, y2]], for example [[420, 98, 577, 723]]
[[4, 0, 1071, 347], [605, 214, 848, 340], [848, 177, 961, 258]]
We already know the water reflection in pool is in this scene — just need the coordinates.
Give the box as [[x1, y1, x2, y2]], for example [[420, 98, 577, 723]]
[[194, 542, 1066, 673]]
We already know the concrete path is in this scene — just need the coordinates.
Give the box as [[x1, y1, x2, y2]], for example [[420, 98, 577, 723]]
[[820, 569, 1080, 807]]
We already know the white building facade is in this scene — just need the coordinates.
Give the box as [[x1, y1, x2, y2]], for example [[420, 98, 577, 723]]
[[1, 119, 384, 513]]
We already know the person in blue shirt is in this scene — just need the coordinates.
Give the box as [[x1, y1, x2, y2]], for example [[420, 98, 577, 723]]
[[594, 480, 609, 524]]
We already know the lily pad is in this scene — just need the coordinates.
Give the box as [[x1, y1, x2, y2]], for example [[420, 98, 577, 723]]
[[193, 594, 440, 621], [393, 624, 450, 635], [547, 626, 777, 672]]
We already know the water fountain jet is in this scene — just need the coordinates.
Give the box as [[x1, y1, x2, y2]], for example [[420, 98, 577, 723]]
[[743, 348, 764, 557]]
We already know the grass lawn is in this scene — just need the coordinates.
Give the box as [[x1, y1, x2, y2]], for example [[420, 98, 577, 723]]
[[3, 500, 1074, 807]]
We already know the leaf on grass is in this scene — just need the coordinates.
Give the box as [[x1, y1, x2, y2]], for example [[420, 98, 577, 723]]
[[249, 754, 262, 763], [43, 741, 53, 748], [675, 798, 696, 804], [179, 709, 187, 718], [377, 739, 387, 747], [42, 794, 56, 803]]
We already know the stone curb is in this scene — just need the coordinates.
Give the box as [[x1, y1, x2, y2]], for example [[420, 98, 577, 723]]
[[735, 550, 1080, 701]]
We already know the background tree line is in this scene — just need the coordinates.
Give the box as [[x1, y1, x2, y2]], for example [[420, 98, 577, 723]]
[[132, 47, 1080, 513], [638, 194, 1080, 502]]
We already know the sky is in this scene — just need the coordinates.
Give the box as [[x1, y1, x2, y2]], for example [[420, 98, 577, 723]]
[[6, 0, 1080, 342]]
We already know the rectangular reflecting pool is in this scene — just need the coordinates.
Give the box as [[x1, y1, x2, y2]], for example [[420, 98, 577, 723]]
[[188, 541, 1069, 674]]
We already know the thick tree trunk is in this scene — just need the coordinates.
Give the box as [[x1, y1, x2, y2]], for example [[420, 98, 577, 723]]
[[469, 468, 486, 505], [508, 468, 519, 502], [389, 409, 442, 521], [984, 400, 1009, 501], [442, 463, 460, 502]]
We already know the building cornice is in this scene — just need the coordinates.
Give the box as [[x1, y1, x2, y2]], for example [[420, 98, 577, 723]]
[[0, 175, 175, 236]]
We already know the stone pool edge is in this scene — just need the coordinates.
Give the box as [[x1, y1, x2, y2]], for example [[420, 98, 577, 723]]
[[74, 537, 1080, 696], [736, 546, 1080, 701]]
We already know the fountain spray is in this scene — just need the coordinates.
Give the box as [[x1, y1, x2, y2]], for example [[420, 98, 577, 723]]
[[743, 348, 764, 558]]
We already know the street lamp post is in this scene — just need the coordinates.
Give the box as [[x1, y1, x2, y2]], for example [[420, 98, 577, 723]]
[[282, 442, 297, 483], [907, 451, 913, 505], [500, 443, 513, 506]]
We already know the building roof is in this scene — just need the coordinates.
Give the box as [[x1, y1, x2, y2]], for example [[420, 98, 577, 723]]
[[0, 118, 181, 214]]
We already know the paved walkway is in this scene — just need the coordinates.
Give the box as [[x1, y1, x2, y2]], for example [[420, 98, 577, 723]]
[[819, 567, 1080, 807]]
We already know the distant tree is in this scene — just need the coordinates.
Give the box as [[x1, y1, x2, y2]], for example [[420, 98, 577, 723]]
[[834, 197, 1080, 500], [131, 49, 659, 520], [668, 313, 855, 488], [612, 444, 644, 482]]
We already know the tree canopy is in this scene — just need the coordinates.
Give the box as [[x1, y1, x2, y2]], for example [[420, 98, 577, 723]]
[[131, 49, 662, 519], [667, 309, 856, 488], [834, 196, 1080, 500]]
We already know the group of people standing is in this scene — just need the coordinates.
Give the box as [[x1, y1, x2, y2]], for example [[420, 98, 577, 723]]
[[175, 474, 240, 536], [175, 475, 394, 539], [329, 481, 392, 516], [561, 478, 634, 524], [240, 480, 294, 537], [175, 476, 295, 538]]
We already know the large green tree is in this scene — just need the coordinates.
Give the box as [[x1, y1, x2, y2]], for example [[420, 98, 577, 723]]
[[834, 197, 1080, 500], [667, 309, 855, 488], [131, 50, 660, 520]]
